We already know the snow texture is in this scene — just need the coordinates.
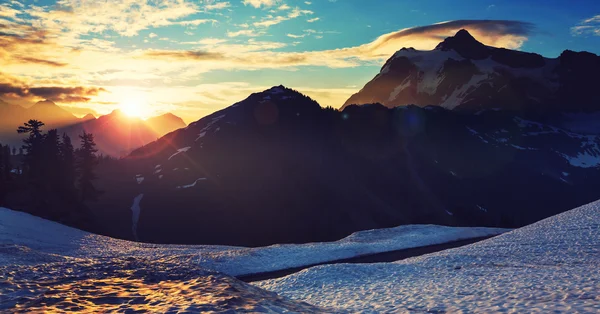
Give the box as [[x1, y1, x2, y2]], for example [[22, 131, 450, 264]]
[[195, 225, 506, 277], [257, 200, 600, 313], [168, 146, 191, 160], [0, 209, 321, 313], [130, 194, 144, 241], [176, 177, 207, 189]]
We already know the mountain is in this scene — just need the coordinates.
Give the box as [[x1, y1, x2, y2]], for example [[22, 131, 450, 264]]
[[0, 100, 187, 156], [145, 112, 186, 136], [26, 100, 79, 126], [0, 100, 26, 133], [60, 110, 163, 157], [88, 86, 600, 246], [0, 99, 80, 146], [343, 29, 600, 112], [81, 113, 96, 121], [0, 99, 79, 130]]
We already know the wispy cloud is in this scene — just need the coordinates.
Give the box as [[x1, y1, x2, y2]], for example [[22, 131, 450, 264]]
[[242, 0, 279, 8], [28, 0, 199, 37], [226, 29, 262, 37], [571, 15, 600, 36], [0, 12, 535, 120], [253, 7, 313, 27], [0, 72, 105, 103], [205, 1, 231, 10]]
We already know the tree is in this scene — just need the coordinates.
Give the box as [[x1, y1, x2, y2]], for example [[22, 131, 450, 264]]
[[17, 120, 45, 178], [11, 146, 16, 156], [2, 145, 10, 179], [0, 144, 4, 180], [77, 131, 100, 202], [59, 133, 76, 191], [41, 129, 62, 189]]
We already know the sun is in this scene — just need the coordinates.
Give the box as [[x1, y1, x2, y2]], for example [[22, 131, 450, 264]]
[[121, 102, 143, 118], [119, 95, 149, 119]]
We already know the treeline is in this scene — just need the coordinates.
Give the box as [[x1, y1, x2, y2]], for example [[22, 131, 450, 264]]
[[0, 119, 101, 227]]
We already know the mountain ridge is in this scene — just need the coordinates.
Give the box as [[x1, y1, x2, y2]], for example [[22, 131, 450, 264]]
[[343, 29, 600, 112]]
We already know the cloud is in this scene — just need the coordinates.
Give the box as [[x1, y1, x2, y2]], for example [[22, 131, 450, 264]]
[[571, 15, 600, 36], [307, 17, 319, 23], [242, 0, 279, 8], [142, 19, 534, 71], [0, 17, 535, 119], [341, 19, 534, 59], [0, 73, 105, 103], [144, 50, 226, 61], [13, 56, 67, 67], [227, 29, 262, 37], [178, 19, 219, 26], [253, 7, 313, 27], [28, 0, 199, 37], [205, 2, 231, 10]]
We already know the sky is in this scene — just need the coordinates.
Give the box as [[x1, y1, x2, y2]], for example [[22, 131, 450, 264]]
[[1, 0, 600, 123]]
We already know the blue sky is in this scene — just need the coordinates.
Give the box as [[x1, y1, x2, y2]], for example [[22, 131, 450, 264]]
[[1, 0, 599, 122]]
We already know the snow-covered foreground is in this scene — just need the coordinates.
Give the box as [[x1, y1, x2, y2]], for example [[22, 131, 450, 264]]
[[257, 200, 600, 313], [196, 225, 507, 277], [0, 207, 506, 312], [0, 206, 507, 276], [0, 208, 322, 312]]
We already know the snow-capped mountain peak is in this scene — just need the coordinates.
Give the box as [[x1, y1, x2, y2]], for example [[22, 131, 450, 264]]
[[434, 29, 490, 59], [343, 30, 600, 112]]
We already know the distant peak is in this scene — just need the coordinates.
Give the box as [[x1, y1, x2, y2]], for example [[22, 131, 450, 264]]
[[34, 99, 58, 107], [265, 85, 289, 94], [82, 113, 96, 120], [109, 109, 125, 116], [435, 28, 489, 59], [454, 29, 475, 40]]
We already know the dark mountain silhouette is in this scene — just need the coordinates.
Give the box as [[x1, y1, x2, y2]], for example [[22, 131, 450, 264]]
[[343, 29, 600, 112], [0, 100, 80, 146], [0, 100, 78, 131], [0, 100, 186, 156], [88, 86, 600, 247], [82, 113, 96, 121], [59, 109, 184, 157], [0, 100, 27, 133], [145, 112, 186, 136], [26, 100, 79, 126]]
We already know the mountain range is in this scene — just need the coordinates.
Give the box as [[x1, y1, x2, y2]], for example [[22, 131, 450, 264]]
[[90, 85, 600, 246], [343, 29, 600, 112], [5, 30, 600, 247], [0, 100, 186, 156]]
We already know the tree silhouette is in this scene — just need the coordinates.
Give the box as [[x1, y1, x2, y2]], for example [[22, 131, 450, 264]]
[[60, 133, 76, 191], [42, 129, 61, 188], [17, 120, 45, 179], [2, 145, 10, 179], [77, 131, 100, 202]]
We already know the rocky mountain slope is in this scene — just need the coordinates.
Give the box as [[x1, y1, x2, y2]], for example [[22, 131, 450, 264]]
[[89, 86, 600, 246], [343, 29, 600, 112]]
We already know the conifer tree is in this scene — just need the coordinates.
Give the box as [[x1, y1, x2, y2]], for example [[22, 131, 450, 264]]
[[77, 131, 100, 202], [17, 120, 45, 178], [60, 133, 76, 191]]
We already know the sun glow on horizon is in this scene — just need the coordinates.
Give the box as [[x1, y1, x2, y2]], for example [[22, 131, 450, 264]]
[[119, 94, 151, 119]]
